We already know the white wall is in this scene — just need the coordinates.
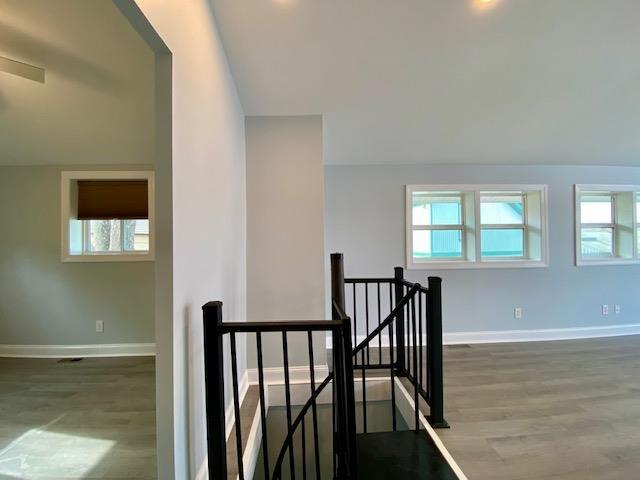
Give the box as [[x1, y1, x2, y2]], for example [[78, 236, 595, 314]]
[[245, 115, 326, 367], [325, 164, 640, 340], [131, 2, 246, 479], [0, 165, 154, 347]]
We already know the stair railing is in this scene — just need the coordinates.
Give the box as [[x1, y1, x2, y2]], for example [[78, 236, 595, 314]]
[[341, 256, 448, 429], [203, 252, 447, 479], [202, 306, 356, 479]]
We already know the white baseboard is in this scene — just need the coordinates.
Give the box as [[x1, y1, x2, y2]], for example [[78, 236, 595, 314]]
[[443, 323, 640, 344], [0, 343, 156, 358], [247, 364, 329, 386], [325, 324, 640, 349]]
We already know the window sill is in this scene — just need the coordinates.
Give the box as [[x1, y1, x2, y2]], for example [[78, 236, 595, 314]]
[[576, 258, 639, 267], [408, 259, 548, 270], [62, 252, 155, 263]]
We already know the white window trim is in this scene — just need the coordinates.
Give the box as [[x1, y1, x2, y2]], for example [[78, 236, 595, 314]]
[[574, 184, 640, 267], [406, 184, 549, 270], [61, 170, 155, 263]]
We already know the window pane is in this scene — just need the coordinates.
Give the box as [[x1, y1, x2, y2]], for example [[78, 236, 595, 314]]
[[69, 219, 83, 254], [481, 229, 525, 258], [412, 195, 462, 226], [581, 227, 613, 258], [581, 194, 612, 224], [481, 195, 524, 225], [123, 220, 150, 252], [87, 220, 122, 252], [413, 230, 462, 259]]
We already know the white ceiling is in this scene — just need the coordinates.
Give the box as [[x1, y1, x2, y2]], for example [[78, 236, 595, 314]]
[[211, 0, 640, 166], [0, 0, 154, 166]]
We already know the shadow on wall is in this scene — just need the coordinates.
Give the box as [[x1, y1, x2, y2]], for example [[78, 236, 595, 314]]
[[0, 19, 121, 93], [182, 304, 193, 478]]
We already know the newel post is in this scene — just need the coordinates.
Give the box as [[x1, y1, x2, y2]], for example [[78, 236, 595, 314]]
[[426, 277, 448, 428], [203, 301, 227, 478], [331, 253, 346, 316], [394, 267, 406, 373]]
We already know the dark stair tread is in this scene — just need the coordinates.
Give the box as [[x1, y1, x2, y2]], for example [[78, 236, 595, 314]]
[[356, 430, 458, 480]]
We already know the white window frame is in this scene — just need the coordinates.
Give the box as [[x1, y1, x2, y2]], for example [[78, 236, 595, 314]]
[[574, 184, 640, 267], [61, 171, 155, 262], [406, 184, 549, 270]]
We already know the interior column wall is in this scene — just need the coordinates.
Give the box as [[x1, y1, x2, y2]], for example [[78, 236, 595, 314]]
[[246, 115, 326, 368]]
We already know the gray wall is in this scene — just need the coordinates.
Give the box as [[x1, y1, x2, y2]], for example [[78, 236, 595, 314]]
[[325, 164, 640, 336], [0, 165, 155, 345], [246, 115, 326, 367]]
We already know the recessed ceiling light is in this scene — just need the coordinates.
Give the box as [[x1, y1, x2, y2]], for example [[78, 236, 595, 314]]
[[473, 0, 499, 10]]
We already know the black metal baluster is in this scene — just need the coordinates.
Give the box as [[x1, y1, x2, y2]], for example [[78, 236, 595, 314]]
[[425, 293, 431, 402], [342, 317, 358, 478], [230, 332, 245, 480], [405, 286, 410, 377], [389, 284, 397, 431], [361, 346, 367, 433], [365, 284, 370, 365], [411, 295, 419, 431], [256, 332, 270, 479], [282, 332, 296, 480], [377, 282, 382, 365], [419, 291, 424, 393], [307, 332, 321, 480], [332, 380, 336, 479], [352, 284, 357, 350], [301, 417, 307, 480]]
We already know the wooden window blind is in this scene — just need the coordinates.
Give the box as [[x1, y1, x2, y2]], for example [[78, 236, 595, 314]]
[[77, 180, 148, 220]]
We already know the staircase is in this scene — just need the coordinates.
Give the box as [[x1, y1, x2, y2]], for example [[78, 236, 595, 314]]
[[203, 253, 461, 480]]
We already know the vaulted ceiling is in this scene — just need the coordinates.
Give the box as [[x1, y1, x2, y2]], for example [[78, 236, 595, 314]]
[[211, 0, 640, 166], [0, 0, 154, 166]]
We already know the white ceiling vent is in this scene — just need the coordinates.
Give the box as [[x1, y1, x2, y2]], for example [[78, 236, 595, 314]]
[[0, 55, 45, 83]]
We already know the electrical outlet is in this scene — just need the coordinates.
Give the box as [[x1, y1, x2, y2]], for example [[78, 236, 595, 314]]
[[96, 320, 104, 333], [514, 307, 523, 319], [602, 305, 609, 316], [615, 304, 621, 314]]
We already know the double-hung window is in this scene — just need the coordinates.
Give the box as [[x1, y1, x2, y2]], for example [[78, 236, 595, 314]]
[[407, 185, 548, 269], [575, 185, 640, 266]]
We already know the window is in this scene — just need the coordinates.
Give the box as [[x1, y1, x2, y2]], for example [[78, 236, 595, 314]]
[[575, 185, 640, 266], [82, 219, 150, 253], [412, 194, 464, 260], [61, 171, 155, 262], [407, 185, 548, 269], [480, 194, 526, 258], [637, 194, 640, 255]]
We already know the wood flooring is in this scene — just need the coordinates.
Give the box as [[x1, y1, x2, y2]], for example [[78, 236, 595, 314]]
[[438, 335, 640, 480], [0, 356, 156, 480]]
